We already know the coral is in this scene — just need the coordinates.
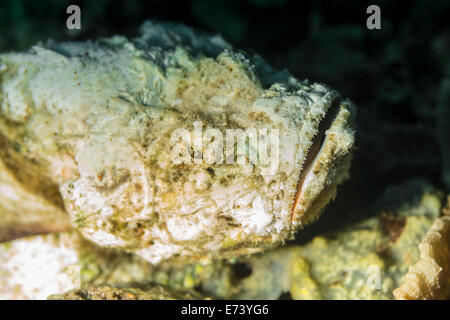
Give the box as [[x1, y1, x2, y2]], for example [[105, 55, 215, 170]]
[[0, 232, 155, 299], [393, 216, 450, 300]]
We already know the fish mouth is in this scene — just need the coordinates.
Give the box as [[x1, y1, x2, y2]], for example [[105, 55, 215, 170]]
[[291, 97, 355, 227]]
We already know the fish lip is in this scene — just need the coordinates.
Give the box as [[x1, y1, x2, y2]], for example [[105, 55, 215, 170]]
[[291, 98, 354, 226]]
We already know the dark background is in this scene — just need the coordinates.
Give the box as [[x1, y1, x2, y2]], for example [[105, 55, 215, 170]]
[[1, 0, 449, 241]]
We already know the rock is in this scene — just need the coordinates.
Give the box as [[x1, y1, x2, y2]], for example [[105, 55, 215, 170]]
[[48, 285, 205, 300], [0, 231, 155, 299]]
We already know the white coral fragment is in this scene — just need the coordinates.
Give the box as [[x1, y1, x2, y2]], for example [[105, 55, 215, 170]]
[[393, 216, 450, 300]]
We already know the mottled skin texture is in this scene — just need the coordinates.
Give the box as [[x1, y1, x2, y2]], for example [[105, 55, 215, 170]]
[[0, 21, 355, 264]]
